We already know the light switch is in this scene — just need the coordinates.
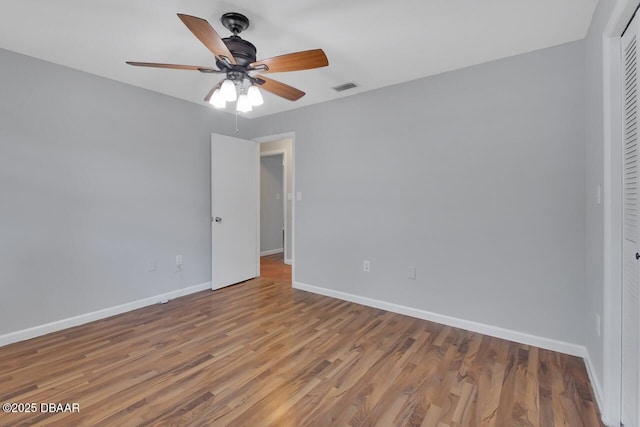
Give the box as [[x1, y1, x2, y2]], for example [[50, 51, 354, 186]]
[[296, 192, 302, 201], [276, 193, 280, 200], [287, 193, 293, 201]]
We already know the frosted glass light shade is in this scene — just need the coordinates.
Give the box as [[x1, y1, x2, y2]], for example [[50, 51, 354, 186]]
[[247, 85, 264, 106], [220, 79, 237, 102], [209, 89, 226, 108], [236, 94, 252, 112]]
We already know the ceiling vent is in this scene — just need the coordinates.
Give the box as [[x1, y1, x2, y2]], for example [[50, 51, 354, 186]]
[[332, 82, 358, 92]]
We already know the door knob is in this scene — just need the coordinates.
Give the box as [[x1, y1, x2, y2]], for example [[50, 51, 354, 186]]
[[636, 252, 640, 260], [214, 217, 222, 223]]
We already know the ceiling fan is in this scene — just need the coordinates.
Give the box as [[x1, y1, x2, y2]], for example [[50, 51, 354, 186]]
[[126, 12, 329, 111]]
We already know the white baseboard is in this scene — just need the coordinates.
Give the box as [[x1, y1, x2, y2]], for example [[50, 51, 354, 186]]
[[0, 281, 212, 348], [284, 258, 293, 265], [293, 281, 586, 358], [583, 351, 607, 425], [260, 248, 284, 256], [294, 283, 609, 422]]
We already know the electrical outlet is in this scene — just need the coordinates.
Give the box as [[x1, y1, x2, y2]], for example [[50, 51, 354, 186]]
[[596, 313, 601, 337], [363, 260, 370, 272], [147, 259, 156, 272], [408, 266, 416, 280]]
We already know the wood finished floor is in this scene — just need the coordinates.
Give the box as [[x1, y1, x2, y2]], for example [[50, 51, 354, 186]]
[[0, 254, 602, 426]]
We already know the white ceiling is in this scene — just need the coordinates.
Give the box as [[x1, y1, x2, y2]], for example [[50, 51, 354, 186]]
[[0, 0, 598, 118]]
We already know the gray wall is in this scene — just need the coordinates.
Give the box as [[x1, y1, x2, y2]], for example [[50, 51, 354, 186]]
[[260, 154, 285, 253], [1, 34, 591, 350], [260, 138, 293, 262], [584, 0, 617, 399], [0, 48, 245, 335], [247, 41, 587, 345]]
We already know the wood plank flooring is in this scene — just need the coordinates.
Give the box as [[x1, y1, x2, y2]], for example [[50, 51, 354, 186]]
[[0, 254, 602, 426]]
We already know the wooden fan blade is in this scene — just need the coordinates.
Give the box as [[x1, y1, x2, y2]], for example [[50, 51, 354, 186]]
[[256, 75, 305, 101], [250, 49, 328, 73], [204, 79, 225, 102], [126, 61, 218, 72], [177, 13, 236, 64]]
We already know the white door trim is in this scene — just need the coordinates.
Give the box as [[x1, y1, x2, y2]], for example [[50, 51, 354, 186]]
[[603, 1, 639, 425], [253, 132, 296, 280]]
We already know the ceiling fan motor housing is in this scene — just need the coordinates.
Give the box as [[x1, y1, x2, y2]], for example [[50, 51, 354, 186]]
[[217, 12, 256, 68], [218, 36, 257, 68]]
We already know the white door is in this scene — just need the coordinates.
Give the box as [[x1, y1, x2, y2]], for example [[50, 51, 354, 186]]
[[622, 16, 640, 427], [211, 133, 259, 290]]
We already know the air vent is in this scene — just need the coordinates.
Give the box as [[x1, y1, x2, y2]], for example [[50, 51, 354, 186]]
[[332, 82, 358, 92]]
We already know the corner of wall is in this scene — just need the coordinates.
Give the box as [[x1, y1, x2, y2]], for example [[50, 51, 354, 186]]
[[584, 347, 606, 423]]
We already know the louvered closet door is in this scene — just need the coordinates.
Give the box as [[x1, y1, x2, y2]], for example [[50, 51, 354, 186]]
[[622, 16, 640, 427]]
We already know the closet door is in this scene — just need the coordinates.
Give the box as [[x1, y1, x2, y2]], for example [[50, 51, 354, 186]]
[[622, 15, 640, 427]]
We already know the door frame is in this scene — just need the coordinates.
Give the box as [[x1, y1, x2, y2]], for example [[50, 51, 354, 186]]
[[253, 132, 296, 282], [603, 1, 640, 425], [260, 150, 287, 259]]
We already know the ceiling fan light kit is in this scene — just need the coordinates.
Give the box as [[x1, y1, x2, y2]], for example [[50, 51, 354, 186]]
[[209, 89, 226, 108], [220, 78, 238, 102], [236, 93, 252, 113], [126, 11, 328, 114], [247, 85, 264, 106]]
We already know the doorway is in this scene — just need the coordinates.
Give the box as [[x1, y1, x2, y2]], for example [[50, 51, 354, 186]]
[[260, 153, 285, 258], [256, 134, 294, 284]]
